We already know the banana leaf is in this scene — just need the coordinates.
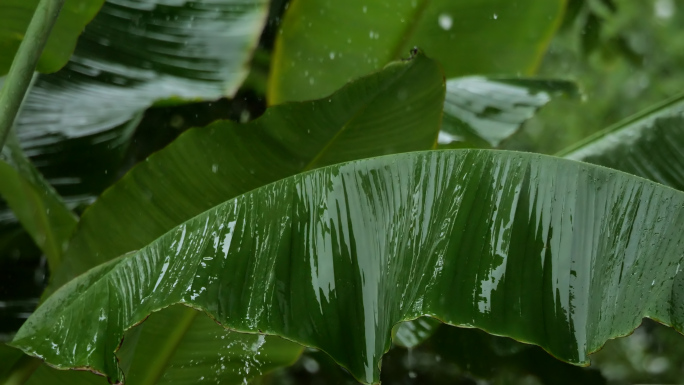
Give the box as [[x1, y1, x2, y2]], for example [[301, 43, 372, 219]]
[[0, 0, 103, 75], [268, 0, 564, 103], [12, 149, 684, 384]]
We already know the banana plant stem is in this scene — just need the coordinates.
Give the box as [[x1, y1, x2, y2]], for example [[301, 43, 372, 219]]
[[0, 0, 66, 151]]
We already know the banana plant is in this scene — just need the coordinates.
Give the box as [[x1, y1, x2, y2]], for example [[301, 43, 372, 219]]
[[3, 1, 684, 385]]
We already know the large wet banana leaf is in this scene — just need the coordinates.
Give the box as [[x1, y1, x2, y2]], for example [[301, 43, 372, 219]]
[[15, 53, 444, 385], [12, 150, 684, 384], [559, 93, 684, 191], [268, 0, 564, 103], [0, 0, 103, 74]]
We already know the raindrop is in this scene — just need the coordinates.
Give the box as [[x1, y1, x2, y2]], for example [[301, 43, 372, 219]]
[[493, 13, 498, 20], [362, 5, 367, 13], [329, 51, 336, 59], [212, 164, 218, 173], [438, 13, 452, 30]]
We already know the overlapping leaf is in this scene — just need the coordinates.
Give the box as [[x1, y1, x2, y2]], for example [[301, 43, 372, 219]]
[[440, 77, 578, 148], [0, 0, 104, 74], [0, 132, 76, 269], [21, 53, 444, 385], [12, 150, 684, 384], [268, 0, 564, 103], [7, 0, 269, 210], [54, 52, 445, 287], [559, 93, 684, 191]]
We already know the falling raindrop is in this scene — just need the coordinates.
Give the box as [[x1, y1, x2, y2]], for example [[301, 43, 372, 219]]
[[329, 51, 336, 59], [493, 13, 498, 20], [438, 13, 452, 30]]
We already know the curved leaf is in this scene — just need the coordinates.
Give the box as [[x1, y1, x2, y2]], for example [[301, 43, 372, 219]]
[[0, 131, 77, 269], [0, 0, 104, 75], [29, 53, 444, 385], [10, 0, 268, 203], [268, 0, 564, 103], [12, 150, 684, 384], [55, 52, 445, 287], [440, 77, 579, 147], [559, 93, 684, 191]]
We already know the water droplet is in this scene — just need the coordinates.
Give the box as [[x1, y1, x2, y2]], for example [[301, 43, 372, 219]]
[[212, 164, 218, 173], [493, 13, 498, 20], [329, 51, 336, 59], [362, 5, 367, 13], [438, 13, 452, 30]]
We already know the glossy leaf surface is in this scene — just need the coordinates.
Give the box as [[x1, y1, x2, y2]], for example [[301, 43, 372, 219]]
[[0, 0, 103, 74], [268, 0, 564, 103], [9, 0, 268, 203], [30, 53, 443, 385], [560, 94, 684, 191], [440, 77, 578, 147], [13, 150, 684, 384], [0, 132, 77, 269], [55, 53, 445, 287]]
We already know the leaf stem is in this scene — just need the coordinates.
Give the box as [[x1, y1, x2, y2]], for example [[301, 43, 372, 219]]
[[0, 0, 66, 151]]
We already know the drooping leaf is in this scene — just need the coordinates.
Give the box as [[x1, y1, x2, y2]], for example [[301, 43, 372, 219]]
[[0, 0, 104, 75], [268, 0, 564, 103], [55, 52, 445, 287], [559, 93, 684, 190], [12, 150, 684, 385], [0, 131, 77, 270], [27, 53, 444, 385], [440, 77, 579, 148]]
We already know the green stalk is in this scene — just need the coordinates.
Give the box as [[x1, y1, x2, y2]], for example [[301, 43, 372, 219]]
[[0, 0, 66, 150]]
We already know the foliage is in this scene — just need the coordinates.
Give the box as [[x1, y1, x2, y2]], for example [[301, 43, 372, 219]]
[[2, 1, 684, 385]]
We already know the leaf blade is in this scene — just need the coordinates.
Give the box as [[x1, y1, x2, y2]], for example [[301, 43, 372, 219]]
[[13, 149, 684, 384]]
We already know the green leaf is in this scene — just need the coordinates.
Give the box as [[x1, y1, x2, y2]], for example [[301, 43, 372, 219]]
[[268, 0, 565, 103], [440, 77, 579, 148], [0, 0, 104, 75], [7, 0, 269, 202], [28, 53, 444, 385], [559, 93, 684, 190], [12, 150, 684, 384], [0, 131, 77, 270], [121, 305, 302, 385], [54, 52, 445, 287]]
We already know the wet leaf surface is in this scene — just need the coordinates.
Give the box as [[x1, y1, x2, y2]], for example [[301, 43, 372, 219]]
[[440, 77, 579, 148], [12, 149, 684, 384]]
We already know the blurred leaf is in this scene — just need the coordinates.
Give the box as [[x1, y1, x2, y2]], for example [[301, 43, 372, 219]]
[[581, 12, 602, 56], [7, 0, 269, 206], [439, 77, 579, 148], [0, 0, 104, 75], [121, 305, 302, 385], [0, 132, 76, 270], [430, 326, 606, 385], [12, 150, 684, 384], [268, 0, 564, 103], [392, 317, 441, 349], [560, 93, 684, 190]]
